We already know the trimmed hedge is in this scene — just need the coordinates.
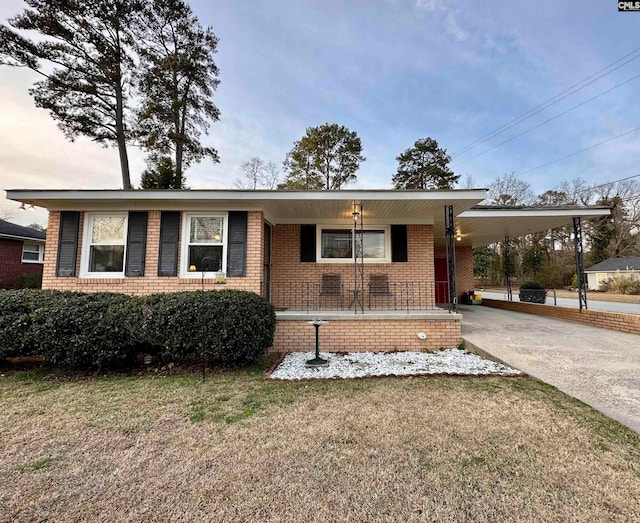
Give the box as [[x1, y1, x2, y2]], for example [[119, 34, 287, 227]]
[[0, 290, 84, 360], [13, 272, 43, 289], [31, 292, 143, 370], [519, 280, 545, 290], [144, 290, 277, 365], [0, 289, 276, 370]]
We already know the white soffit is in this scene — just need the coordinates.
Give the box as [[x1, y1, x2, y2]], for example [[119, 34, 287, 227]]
[[5, 189, 487, 224]]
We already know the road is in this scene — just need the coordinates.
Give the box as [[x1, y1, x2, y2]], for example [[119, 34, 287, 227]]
[[479, 290, 640, 315]]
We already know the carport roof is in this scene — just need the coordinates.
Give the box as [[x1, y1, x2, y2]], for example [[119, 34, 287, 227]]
[[452, 206, 610, 247]]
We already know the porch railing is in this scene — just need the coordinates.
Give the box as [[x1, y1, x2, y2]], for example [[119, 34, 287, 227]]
[[264, 281, 449, 311]]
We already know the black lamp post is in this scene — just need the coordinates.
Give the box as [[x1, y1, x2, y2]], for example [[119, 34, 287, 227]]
[[305, 319, 328, 367]]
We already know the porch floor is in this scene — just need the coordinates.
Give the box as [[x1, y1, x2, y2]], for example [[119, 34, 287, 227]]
[[276, 308, 463, 321]]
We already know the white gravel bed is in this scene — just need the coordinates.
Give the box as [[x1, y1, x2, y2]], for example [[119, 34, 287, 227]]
[[269, 348, 521, 380]]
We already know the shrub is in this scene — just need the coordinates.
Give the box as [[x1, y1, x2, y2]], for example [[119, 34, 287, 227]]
[[144, 290, 276, 365], [518, 280, 547, 304], [0, 289, 83, 360], [30, 292, 143, 370], [1, 289, 275, 370], [602, 274, 640, 295], [519, 280, 545, 290], [571, 274, 578, 290], [13, 272, 43, 289]]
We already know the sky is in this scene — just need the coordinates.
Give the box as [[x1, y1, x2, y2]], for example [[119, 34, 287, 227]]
[[1, 0, 639, 226]]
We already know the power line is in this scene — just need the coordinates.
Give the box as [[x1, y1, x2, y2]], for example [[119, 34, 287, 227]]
[[393, 47, 640, 188], [516, 127, 640, 176], [452, 47, 640, 159], [452, 72, 640, 167], [574, 173, 640, 196]]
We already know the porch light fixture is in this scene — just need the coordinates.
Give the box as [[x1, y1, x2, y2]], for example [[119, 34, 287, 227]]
[[352, 201, 361, 221], [19, 202, 36, 212], [456, 235, 462, 242], [19, 203, 26, 211]]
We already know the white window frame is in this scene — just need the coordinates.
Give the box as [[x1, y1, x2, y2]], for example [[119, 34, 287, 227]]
[[181, 212, 229, 277], [22, 242, 45, 264], [316, 225, 391, 264], [80, 212, 128, 278]]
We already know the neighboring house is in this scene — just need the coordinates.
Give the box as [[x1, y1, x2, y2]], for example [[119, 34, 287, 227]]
[[5, 189, 609, 352], [0, 218, 46, 289], [585, 256, 640, 290]]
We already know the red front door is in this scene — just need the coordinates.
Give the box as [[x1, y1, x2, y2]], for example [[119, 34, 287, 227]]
[[434, 258, 449, 304]]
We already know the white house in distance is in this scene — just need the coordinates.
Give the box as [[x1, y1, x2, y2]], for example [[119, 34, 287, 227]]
[[585, 256, 640, 290]]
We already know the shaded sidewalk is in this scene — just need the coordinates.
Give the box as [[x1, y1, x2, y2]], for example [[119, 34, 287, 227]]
[[461, 305, 640, 433]]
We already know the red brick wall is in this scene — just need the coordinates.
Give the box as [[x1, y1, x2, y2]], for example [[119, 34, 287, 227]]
[[42, 210, 264, 295], [483, 299, 640, 336], [272, 317, 462, 353], [0, 238, 44, 289]]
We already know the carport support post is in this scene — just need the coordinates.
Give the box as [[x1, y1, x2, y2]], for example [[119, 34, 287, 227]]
[[444, 205, 458, 313], [573, 217, 588, 310], [504, 236, 513, 301]]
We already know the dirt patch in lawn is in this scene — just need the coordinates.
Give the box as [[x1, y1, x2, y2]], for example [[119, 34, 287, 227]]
[[1, 361, 639, 522]]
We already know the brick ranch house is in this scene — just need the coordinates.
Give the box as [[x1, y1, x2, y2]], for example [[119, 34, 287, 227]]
[[0, 218, 46, 289], [5, 189, 609, 353]]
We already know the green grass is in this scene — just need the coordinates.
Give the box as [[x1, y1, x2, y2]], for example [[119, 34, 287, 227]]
[[19, 456, 55, 473]]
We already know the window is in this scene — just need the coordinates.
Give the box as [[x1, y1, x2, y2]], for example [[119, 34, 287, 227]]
[[22, 242, 44, 263], [81, 213, 127, 276], [181, 214, 227, 275], [317, 226, 390, 263]]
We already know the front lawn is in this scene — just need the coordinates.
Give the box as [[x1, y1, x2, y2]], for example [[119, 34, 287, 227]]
[[1, 360, 639, 522]]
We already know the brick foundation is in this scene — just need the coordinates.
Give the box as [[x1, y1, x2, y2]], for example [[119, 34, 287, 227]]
[[271, 315, 462, 353], [483, 299, 640, 335]]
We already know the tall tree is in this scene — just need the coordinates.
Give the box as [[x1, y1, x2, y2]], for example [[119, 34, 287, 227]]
[[0, 0, 142, 189], [140, 156, 185, 189], [392, 137, 459, 190], [136, 0, 220, 189], [278, 123, 365, 190]]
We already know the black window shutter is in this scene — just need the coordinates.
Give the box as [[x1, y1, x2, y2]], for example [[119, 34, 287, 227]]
[[56, 211, 80, 277], [391, 225, 408, 262], [300, 224, 316, 262], [227, 211, 248, 277], [158, 211, 180, 276], [125, 211, 148, 277]]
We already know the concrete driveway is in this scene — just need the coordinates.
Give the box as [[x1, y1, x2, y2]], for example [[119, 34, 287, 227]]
[[460, 305, 640, 433]]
